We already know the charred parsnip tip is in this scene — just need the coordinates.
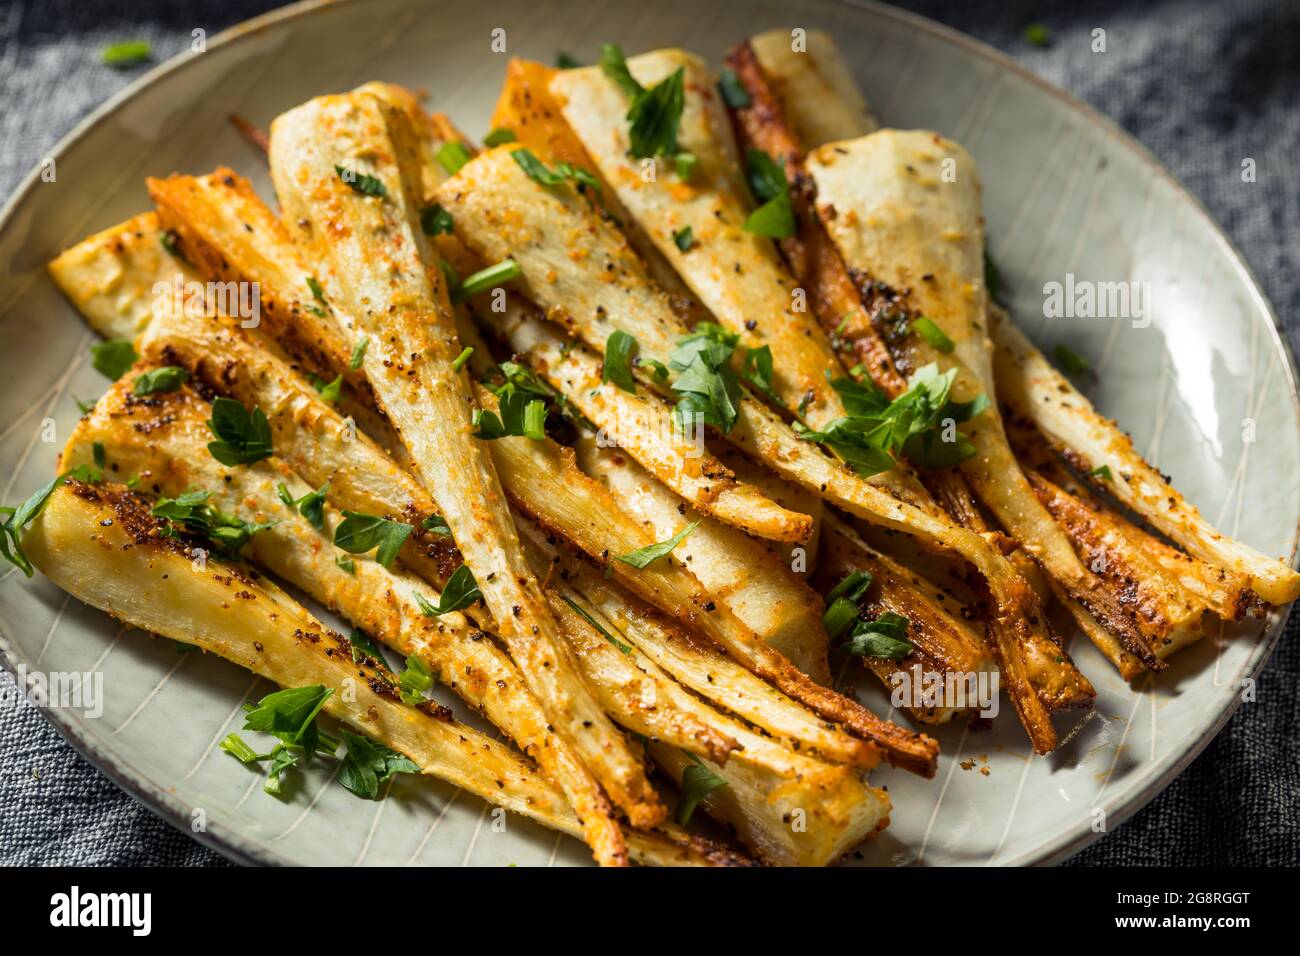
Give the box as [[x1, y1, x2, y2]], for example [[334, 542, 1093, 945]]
[[267, 91, 663, 827], [990, 309, 1300, 606], [816, 514, 994, 724], [746, 29, 879, 145], [47, 211, 201, 342]]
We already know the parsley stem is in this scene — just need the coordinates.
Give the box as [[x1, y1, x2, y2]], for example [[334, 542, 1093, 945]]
[[452, 259, 521, 304]]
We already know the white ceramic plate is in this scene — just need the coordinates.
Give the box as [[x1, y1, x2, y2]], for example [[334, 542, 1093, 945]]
[[1, 0, 1297, 867]]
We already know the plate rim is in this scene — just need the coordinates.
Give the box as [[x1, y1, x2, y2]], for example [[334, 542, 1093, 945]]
[[0, 0, 1296, 867]]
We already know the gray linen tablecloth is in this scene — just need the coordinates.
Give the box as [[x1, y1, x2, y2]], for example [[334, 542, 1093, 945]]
[[1, 0, 1296, 866]]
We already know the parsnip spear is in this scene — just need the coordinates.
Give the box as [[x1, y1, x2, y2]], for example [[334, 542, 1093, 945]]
[[574, 435, 831, 682], [722, 38, 1094, 733], [23, 479, 747, 866], [747, 28, 879, 146], [435, 134, 936, 515], [484, 62, 711, 328], [437, 140, 1079, 750], [807, 130, 1164, 672], [991, 309, 1300, 606], [267, 91, 662, 827], [62, 371, 639, 864]]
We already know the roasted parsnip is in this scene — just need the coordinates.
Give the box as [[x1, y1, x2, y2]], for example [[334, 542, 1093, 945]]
[[723, 41, 1094, 734], [747, 28, 878, 146], [574, 435, 831, 681], [24, 480, 747, 866], [48, 212, 202, 341], [990, 308, 1300, 606], [61, 371, 634, 865], [267, 92, 662, 826], [806, 130, 1163, 674]]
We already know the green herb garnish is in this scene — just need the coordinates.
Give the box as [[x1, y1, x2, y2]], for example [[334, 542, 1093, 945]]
[[600, 43, 644, 98], [206, 397, 274, 466], [421, 514, 452, 536], [739, 344, 783, 408], [1054, 344, 1090, 376], [561, 595, 633, 654], [219, 733, 261, 764], [418, 564, 482, 615], [793, 364, 989, 474], [132, 366, 188, 396], [668, 323, 743, 434], [349, 336, 369, 371], [348, 627, 388, 666], [473, 390, 548, 441], [396, 653, 436, 704], [717, 66, 750, 108], [601, 44, 685, 159], [615, 520, 699, 569], [242, 684, 334, 759], [312, 373, 343, 404], [151, 489, 276, 556], [0, 476, 60, 576], [307, 276, 328, 305], [675, 754, 727, 825], [842, 611, 912, 659], [742, 149, 794, 239], [510, 148, 600, 193], [333, 511, 413, 567], [674, 151, 698, 181], [822, 570, 873, 640], [90, 339, 138, 380], [602, 329, 639, 394], [159, 231, 185, 261], [420, 204, 454, 236], [339, 731, 419, 798], [483, 128, 517, 147], [910, 317, 954, 353], [102, 41, 151, 68], [436, 141, 473, 175], [231, 684, 336, 796], [451, 258, 521, 305], [276, 481, 329, 530], [334, 165, 388, 199], [1023, 23, 1051, 47], [672, 226, 695, 252]]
